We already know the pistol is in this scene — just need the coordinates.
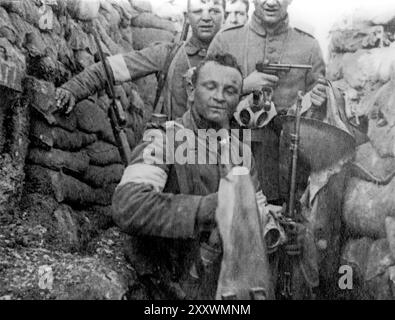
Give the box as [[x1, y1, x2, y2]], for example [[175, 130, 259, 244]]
[[256, 62, 312, 76]]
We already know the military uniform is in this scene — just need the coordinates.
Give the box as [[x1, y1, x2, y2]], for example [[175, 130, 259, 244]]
[[111, 109, 267, 299], [207, 15, 326, 201], [61, 38, 209, 119]]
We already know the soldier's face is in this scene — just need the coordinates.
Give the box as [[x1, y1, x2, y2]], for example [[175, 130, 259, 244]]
[[188, 0, 225, 43], [254, 0, 292, 25], [225, 1, 248, 27], [190, 61, 242, 127]]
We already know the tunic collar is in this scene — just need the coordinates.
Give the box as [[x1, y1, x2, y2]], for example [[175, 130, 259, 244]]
[[184, 37, 209, 57], [249, 13, 290, 37], [182, 108, 239, 132]]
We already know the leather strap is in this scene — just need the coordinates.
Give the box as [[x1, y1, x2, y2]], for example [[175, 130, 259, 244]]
[[153, 42, 185, 116]]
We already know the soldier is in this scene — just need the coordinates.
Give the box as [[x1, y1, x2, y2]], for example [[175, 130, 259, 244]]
[[207, 0, 330, 300], [224, 0, 250, 27], [55, 0, 226, 120], [111, 53, 277, 299], [207, 0, 327, 204]]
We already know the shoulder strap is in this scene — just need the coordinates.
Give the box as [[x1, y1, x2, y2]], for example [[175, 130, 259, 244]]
[[153, 41, 186, 115]]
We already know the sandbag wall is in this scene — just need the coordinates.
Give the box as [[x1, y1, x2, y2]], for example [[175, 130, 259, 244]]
[[327, 9, 395, 299], [129, 0, 178, 111], [0, 0, 181, 300], [0, 0, 176, 227]]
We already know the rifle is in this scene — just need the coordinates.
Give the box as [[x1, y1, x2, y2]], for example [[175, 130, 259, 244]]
[[152, 12, 190, 121], [256, 62, 312, 77], [278, 91, 304, 300], [89, 24, 132, 166]]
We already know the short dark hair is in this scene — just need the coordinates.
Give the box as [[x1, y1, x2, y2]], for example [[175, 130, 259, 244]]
[[226, 0, 250, 13], [187, 0, 226, 11], [191, 53, 243, 86]]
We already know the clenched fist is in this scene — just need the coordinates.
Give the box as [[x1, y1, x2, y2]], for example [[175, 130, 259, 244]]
[[310, 79, 328, 108], [55, 88, 76, 114], [243, 70, 279, 95]]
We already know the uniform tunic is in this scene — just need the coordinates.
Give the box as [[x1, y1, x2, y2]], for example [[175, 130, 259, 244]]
[[207, 14, 326, 201], [112, 109, 265, 299], [61, 39, 208, 119]]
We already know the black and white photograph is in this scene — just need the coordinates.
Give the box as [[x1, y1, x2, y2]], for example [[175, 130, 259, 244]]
[[0, 0, 394, 304]]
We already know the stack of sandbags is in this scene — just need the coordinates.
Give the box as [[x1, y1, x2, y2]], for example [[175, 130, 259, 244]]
[[127, 0, 179, 113], [329, 6, 395, 299], [0, 0, 149, 214], [129, 0, 176, 50], [327, 6, 395, 119], [24, 77, 144, 209], [341, 236, 395, 299], [341, 84, 395, 299]]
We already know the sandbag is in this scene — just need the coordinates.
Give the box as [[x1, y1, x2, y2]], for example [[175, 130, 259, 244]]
[[341, 238, 395, 299], [99, 0, 121, 27], [85, 141, 122, 166], [25, 165, 115, 206], [343, 177, 395, 239], [386, 217, 395, 259], [119, 26, 134, 49], [66, 19, 95, 53], [8, 11, 36, 42], [131, 13, 176, 32], [23, 76, 58, 125], [28, 148, 89, 174], [350, 142, 395, 184], [342, 46, 395, 90], [131, 27, 174, 50], [347, 1, 395, 27], [108, 0, 138, 20], [26, 55, 71, 86], [51, 172, 116, 206], [0, 38, 24, 92], [22, 31, 48, 58], [93, 18, 122, 55], [67, 0, 100, 21], [74, 99, 116, 145], [0, 6, 19, 45], [131, 0, 153, 13], [0, 0, 41, 27], [365, 239, 395, 299], [30, 118, 97, 151], [330, 26, 386, 53], [342, 238, 374, 284], [327, 54, 344, 81], [367, 80, 395, 158], [51, 112, 78, 133], [149, 0, 183, 21], [82, 164, 124, 188]]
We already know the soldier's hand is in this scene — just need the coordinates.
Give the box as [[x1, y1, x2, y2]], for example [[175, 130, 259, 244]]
[[243, 71, 279, 94], [284, 222, 307, 257], [55, 88, 76, 114], [196, 193, 218, 233], [310, 80, 327, 108]]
